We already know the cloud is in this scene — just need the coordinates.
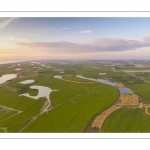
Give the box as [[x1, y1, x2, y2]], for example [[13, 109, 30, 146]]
[[0, 18, 17, 31], [15, 36, 150, 54], [80, 30, 92, 33], [54, 28, 70, 31], [0, 49, 15, 54]]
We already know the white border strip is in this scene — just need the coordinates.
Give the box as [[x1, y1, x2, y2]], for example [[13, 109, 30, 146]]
[[1, 12, 150, 17], [0, 133, 150, 138]]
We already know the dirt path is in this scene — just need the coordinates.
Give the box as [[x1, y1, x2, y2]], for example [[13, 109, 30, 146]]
[[0, 104, 22, 113], [143, 104, 150, 115], [47, 95, 81, 112], [92, 104, 123, 130], [61, 78, 98, 84], [90, 92, 142, 132], [18, 115, 39, 132], [5, 117, 32, 131], [0, 82, 9, 88], [40, 100, 49, 113], [0, 111, 21, 122], [135, 102, 143, 108]]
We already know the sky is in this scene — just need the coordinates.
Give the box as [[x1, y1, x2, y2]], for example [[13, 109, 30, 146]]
[[1, 17, 150, 63]]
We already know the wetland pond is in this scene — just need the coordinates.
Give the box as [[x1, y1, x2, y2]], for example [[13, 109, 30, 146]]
[[54, 75, 62, 79], [0, 74, 17, 84], [19, 85, 52, 101], [76, 75, 134, 94], [19, 83, 58, 112], [15, 68, 22, 71], [19, 80, 35, 84]]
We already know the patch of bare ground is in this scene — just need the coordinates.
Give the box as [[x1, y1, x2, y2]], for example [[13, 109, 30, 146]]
[[63, 74, 72, 76], [0, 82, 9, 88], [1, 107, 11, 112], [133, 102, 143, 108], [119, 94, 139, 106], [135, 65, 144, 67], [0, 104, 22, 112], [143, 104, 150, 115], [116, 83, 125, 88], [5, 85, 19, 92], [70, 99, 77, 104]]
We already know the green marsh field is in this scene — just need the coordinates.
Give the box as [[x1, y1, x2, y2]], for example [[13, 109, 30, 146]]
[[0, 60, 150, 132]]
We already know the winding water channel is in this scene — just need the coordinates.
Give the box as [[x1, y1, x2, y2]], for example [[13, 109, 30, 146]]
[[76, 75, 134, 94]]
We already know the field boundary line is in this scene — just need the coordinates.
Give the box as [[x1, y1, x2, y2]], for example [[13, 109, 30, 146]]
[[121, 71, 150, 84], [0, 104, 22, 112], [0, 111, 21, 122]]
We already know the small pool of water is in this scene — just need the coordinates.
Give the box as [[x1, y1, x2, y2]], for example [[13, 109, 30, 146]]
[[15, 68, 22, 70], [19, 85, 52, 101], [111, 70, 120, 72], [19, 80, 35, 84], [118, 88, 134, 94], [54, 75, 62, 79], [0, 74, 17, 84], [99, 73, 106, 75], [19, 85, 57, 112]]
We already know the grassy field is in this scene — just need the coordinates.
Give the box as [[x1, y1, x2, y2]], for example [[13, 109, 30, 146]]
[[0, 129, 4, 133], [132, 72, 150, 82], [1, 61, 150, 132], [7, 119, 32, 132], [22, 70, 37, 76], [126, 83, 150, 103], [22, 89, 119, 132], [0, 98, 46, 126], [0, 64, 120, 132], [101, 107, 150, 132], [0, 88, 35, 111], [0, 109, 17, 121]]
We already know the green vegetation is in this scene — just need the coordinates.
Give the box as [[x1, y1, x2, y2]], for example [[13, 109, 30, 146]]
[[0, 129, 4, 133], [0, 98, 46, 127], [7, 119, 32, 132], [0, 68, 15, 76], [126, 83, 150, 103], [22, 70, 37, 76], [22, 90, 119, 132], [0, 89, 35, 111], [133, 72, 150, 82], [0, 109, 17, 121], [102, 107, 150, 132], [1, 61, 150, 133]]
